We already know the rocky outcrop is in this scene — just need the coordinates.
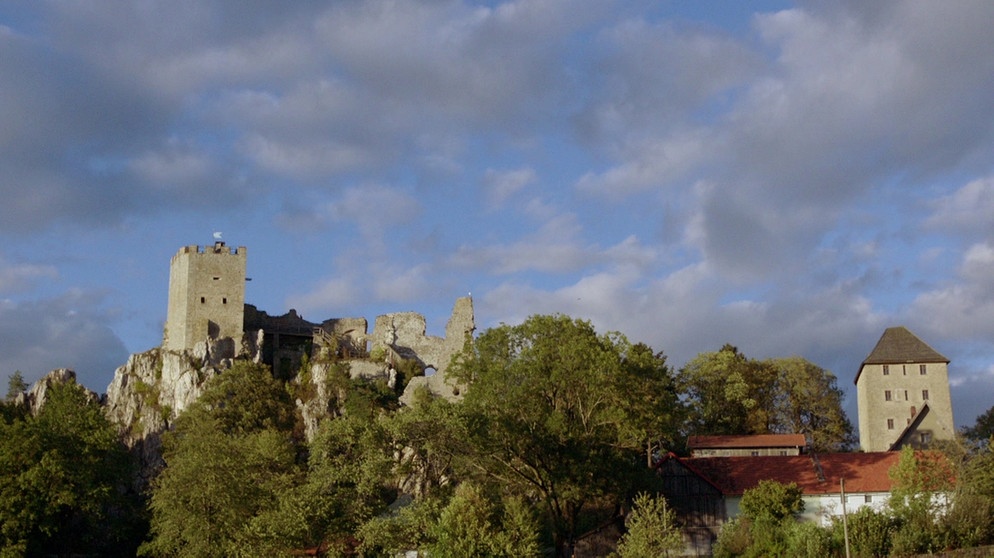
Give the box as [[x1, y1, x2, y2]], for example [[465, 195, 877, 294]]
[[103, 335, 250, 483], [100, 297, 476, 482], [16, 368, 99, 415]]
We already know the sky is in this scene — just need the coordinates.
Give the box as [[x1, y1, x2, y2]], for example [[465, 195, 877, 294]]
[[1, 1, 993, 433]]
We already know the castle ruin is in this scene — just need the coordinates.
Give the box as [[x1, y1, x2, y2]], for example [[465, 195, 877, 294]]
[[161, 240, 473, 400]]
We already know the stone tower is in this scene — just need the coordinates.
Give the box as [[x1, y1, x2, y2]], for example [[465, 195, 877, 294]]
[[855, 326, 955, 452], [163, 241, 247, 352]]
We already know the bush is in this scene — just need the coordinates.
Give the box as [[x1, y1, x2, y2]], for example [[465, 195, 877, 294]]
[[836, 507, 897, 558], [785, 521, 837, 558]]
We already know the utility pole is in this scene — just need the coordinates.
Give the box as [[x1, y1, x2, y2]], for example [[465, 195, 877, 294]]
[[841, 477, 851, 558]]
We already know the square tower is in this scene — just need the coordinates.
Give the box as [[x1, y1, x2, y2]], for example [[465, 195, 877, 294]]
[[855, 327, 955, 452], [163, 241, 247, 351]]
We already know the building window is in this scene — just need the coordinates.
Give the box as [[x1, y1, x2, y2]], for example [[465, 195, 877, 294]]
[[903, 365, 907, 375], [883, 364, 890, 375], [750, 451, 759, 456], [922, 389, 929, 400], [779, 450, 788, 456], [920, 364, 927, 375], [865, 495, 872, 503], [885, 390, 892, 401], [200, 297, 205, 304], [887, 419, 895, 429], [222, 297, 227, 304], [920, 432, 932, 444], [904, 390, 909, 401], [213, 276, 220, 281]]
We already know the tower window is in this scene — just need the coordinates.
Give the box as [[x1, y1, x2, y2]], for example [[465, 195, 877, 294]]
[[904, 390, 908, 401], [883, 365, 890, 375], [213, 276, 220, 281], [887, 419, 894, 430], [222, 298, 228, 304], [902, 365, 907, 375], [922, 389, 929, 400], [885, 390, 892, 401], [920, 364, 927, 375], [200, 297, 205, 304]]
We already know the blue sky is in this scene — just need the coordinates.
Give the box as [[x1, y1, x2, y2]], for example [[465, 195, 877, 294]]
[[2, 1, 993, 432]]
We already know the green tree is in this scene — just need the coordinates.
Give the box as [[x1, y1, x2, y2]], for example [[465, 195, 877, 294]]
[[888, 445, 955, 555], [766, 357, 856, 452], [834, 506, 896, 558], [679, 348, 855, 451], [678, 345, 775, 436], [941, 443, 994, 548], [5, 372, 27, 400], [428, 482, 541, 558], [613, 343, 684, 465], [715, 480, 804, 558], [614, 492, 684, 558], [739, 480, 804, 522], [141, 362, 302, 557], [0, 381, 140, 556], [293, 411, 396, 554], [962, 404, 994, 446], [448, 315, 670, 558]]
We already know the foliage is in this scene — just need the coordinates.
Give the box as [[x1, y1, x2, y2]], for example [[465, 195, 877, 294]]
[[5, 372, 27, 401], [141, 362, 303, 557], [766, 357, 856, 452], [358, 490, 449, 555], [714, 481, 805, 557], [0, 381, 141, 556], [678, 347, 855, 451], [962, 404, 994, 446], [299, 411, 396, 554], [835, 506, 896, 558], [942, 444, 994, 548], [739, 480, 804, 522], [887, 445, 955, 555], [612, 343, 684, 464], [679, 345, 769, 435], [448, 314, 671, 557], [191, 361, 298, 436], [614, 492, 684, 558], [427, 483, 541, 558], [713, 518, 750, 558], [784, 521, 836, 558]]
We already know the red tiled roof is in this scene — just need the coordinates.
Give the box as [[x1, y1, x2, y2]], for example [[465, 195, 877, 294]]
[[682, 452, 901, 496], [687, 434, 807, 449]]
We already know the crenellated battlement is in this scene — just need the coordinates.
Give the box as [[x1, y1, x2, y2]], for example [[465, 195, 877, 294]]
[[174, 242, 246, 257]]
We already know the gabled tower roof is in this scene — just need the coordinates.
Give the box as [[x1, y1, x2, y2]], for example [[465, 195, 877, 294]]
[[862, 326, 949, 365]]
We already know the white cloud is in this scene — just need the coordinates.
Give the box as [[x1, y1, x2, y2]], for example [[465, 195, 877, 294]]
[[287, 276, 361, 316], [484, 167, 536, 208], [0, 257, 58, 295], [0, 292, 128, 393], [911, 242, 994, 338], [926, 176, 994, 236]]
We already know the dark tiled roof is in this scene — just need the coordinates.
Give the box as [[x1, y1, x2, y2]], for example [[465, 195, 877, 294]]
[[682, 452, 901, 496], [688, 434, 807, 449], [862, 327, 949, 365]]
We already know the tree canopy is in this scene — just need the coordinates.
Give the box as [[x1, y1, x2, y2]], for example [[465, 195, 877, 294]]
[[447, 314, 677, 557], [678, 346, 855, 451], [0, 381, 140, 556]]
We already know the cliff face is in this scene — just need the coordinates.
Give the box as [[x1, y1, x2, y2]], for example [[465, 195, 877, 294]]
[[98, 297, 475, 482]]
